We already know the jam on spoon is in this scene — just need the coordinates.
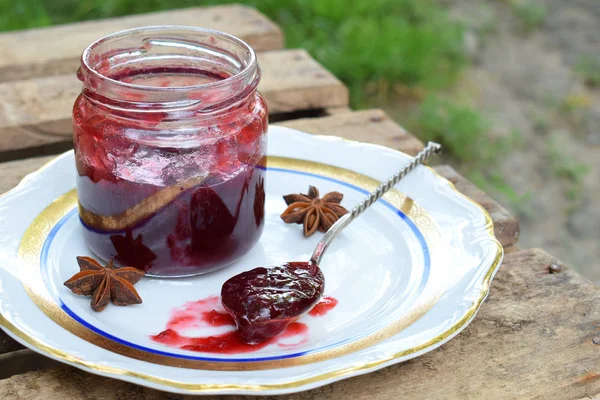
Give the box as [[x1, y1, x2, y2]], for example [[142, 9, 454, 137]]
[[221, 142, 442, 344], [221, 262, 324, 343]]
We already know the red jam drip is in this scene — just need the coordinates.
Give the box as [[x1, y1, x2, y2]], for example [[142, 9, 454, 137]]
[[308, 296, 339, 317], [152, 323, 308, 354], [73, 68, 267, 276], [150, 296, 309, 354], [221, 262, 325, 343]]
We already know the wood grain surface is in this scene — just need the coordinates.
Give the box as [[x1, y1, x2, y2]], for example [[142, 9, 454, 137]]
[[1, 248, 598, 400], [0, 5, 283, 82], [277, 108, 424, 156]]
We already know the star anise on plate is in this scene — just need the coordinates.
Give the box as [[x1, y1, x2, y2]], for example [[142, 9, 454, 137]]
[[64, 256, 145, 312], [280, 185, 348, 236]]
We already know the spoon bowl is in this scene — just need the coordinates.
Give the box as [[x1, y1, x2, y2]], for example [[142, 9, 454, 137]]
[[221, 262, 324, 343]]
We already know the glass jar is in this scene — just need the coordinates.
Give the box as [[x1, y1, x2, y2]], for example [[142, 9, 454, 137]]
[[73, 26, 267, 277]]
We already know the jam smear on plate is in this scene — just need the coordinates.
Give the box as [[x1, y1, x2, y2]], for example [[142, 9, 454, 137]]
[[151, 323, 308, 354], [308, 296, 339, 317], [150, 296, 309, 354]]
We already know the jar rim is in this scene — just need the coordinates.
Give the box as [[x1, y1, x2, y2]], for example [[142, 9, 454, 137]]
[[81, 25, 257, 92], [79, 25, 260, 109]]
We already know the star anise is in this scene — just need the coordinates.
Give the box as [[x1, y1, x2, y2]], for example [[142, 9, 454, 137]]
[[64, 256, 145, 312], [280, 185, 348, 236]]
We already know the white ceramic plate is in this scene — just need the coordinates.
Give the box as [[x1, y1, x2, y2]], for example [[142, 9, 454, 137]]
[[0, 126, 502, 395]]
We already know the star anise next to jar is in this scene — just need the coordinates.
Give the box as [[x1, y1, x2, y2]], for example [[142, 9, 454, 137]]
[[280, 185, 348, 236], [64, 256, 145, 312]]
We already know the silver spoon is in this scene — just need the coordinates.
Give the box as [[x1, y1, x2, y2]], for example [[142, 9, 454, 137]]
[[310, 141, 442, 265], [221, 142, 442, 343]]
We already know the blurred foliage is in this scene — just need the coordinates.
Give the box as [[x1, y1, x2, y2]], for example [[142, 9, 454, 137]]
[[469, 170, 533, 218], [575, 54, 600, 87], [547, 136, 590, 203], [418, 95, 493, 166], [509, 0, 547, 31], [418, 94, 532, 213]]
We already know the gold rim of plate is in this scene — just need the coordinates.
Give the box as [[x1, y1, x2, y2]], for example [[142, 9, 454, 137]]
[[0, 152, 503, 393]]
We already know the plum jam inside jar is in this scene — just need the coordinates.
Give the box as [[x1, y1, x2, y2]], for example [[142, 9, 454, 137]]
[[73, 27, 267, 277]]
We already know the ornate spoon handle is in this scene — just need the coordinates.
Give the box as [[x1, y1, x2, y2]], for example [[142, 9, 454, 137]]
[[309, 141, 442, 265]]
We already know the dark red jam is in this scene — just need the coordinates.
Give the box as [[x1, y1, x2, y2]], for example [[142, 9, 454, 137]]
[[150, 296, 309, 354], [221, 262, 325, 343], [74, 63, 267, 276]]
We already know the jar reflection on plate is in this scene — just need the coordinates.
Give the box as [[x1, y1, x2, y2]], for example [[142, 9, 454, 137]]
[[73, 26, 268, 277]]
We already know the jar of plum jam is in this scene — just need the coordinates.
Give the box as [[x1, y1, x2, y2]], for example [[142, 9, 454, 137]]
[[73, 27, 267, 277]]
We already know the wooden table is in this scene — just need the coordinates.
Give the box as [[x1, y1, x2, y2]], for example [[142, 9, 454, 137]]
[[0, 5, 598, 400]]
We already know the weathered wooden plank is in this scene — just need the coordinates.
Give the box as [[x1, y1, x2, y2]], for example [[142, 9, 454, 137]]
[[0, 331, 24, 355], [0, 350, 60, 380], [0, 5, 283, 83], [324, 106, 353, 115], [0, 49, 348, 161], [433, 165, 520, 247], [259, 50, 348, 113], [277, 109, 424, 156], [503, 245, 520, 254], [1, 249, 598, 399]]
